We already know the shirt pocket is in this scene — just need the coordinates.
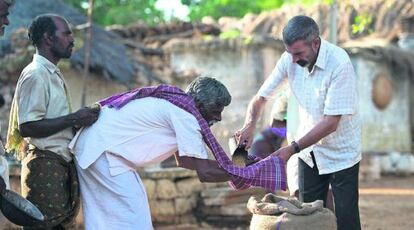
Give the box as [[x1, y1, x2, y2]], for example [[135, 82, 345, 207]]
[[47, 87, 70, 118], [314, 86, 328, 112]]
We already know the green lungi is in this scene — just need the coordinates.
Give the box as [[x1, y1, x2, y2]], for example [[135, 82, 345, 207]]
[[20, 149, 79, 229]]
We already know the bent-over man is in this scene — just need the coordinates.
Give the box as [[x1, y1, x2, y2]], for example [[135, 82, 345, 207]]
[[70, 77, 233, 229]]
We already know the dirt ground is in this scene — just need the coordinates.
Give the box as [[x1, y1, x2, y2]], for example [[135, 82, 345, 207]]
[[359, 175, 414, 230]]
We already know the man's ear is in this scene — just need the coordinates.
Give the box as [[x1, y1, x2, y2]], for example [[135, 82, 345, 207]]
[[43, 33, 54, 46], [312, 37, 321, 50], [195, 101, 203, 110]]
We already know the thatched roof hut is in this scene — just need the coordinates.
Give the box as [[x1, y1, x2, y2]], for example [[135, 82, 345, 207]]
[[1, 0, 139, 85]]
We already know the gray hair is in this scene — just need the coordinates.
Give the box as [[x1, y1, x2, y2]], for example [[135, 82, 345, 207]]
[[282, 15, 320, 46], [186, 76, 231, 110]]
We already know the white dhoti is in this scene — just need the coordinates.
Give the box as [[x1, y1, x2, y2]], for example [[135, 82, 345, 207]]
[[76, 154, 153, 230]]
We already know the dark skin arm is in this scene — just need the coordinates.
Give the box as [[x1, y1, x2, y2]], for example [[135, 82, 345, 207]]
[[19, 107, 100, 138], [174, 152, 232, 182]]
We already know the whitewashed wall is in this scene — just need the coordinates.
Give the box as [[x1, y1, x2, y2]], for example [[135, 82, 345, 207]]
[[350, 56, 411, 153]]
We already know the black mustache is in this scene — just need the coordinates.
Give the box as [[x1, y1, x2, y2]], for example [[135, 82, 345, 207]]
[[296, 60, 308, 67]]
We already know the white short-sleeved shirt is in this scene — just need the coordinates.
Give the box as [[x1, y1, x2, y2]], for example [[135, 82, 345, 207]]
[[258, 39, 361, 174], [15, 54, 73, 161], [69, 97, 209, 176]]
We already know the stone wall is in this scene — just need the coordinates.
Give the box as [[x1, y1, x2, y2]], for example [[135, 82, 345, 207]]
[[2, 164, 270, 229], [142, 168, 206, 227], [140, 167, 268, 229]]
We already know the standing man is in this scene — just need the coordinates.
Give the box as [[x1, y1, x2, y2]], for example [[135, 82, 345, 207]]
[[235, 15, 361, 230], [6, 14, 100, 229], [0, 0, 11, 195]]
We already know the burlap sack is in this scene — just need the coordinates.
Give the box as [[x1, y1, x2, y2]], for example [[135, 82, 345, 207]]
[[248, 194, 336, 230]]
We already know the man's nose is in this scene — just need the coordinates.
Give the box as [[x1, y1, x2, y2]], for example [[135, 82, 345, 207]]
[[214, 114, 222, 121], [3, 17, 9, 26]]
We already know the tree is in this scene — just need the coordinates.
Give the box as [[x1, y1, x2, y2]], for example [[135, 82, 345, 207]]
[[181, 0, 334, 21], [181, 0, 284, 21], [64, 0, 165, 26]]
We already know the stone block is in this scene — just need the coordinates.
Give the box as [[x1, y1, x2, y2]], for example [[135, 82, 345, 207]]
[[360, 155, 381, 181], [142, 167, 197, 180], [176, 178, 203, 196], [153, 215, 178, 225], [142, 179, 156, 199], [150, 200, 176, 217], [220, 203, 250, 216], [200, 203, 250, 217], [380, 152, 414, 174], [201, 187, 267, 206], [175, 196, 197, 215], [179, 215, 198, 225], [155, 223, 200, 230], [156, 179, 178, 199]]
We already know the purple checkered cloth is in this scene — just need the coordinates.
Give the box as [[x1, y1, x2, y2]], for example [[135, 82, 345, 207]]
[[100, 84, 286, 191]]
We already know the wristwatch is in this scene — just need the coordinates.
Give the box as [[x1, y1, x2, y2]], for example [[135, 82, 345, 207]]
[[291, 141, 301, 153]]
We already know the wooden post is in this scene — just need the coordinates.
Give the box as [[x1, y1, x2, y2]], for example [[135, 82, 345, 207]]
[[81, 0, 94, 107], [329, 0, 337, 45]]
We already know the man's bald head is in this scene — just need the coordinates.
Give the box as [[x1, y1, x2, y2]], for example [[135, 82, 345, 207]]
[[28, 14, 69, 47]]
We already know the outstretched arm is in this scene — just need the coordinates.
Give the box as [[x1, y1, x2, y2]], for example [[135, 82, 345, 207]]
[[174, 152, 232, 182], [19, 106, 100, 138]]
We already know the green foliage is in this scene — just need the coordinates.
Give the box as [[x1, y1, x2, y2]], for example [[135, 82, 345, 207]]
[[181, 0, 335, 21], [283, 0, 333, 6], [180, 0, 284, 21], [64, 0, 165, 26], [202, 34, 215, 41], [243, 36, 253, 45], [351, 13, 373, 35], [64, 0, 338, 25], [219, 29, 241, 39]]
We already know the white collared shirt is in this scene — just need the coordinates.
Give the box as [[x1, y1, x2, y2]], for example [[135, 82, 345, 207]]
[[70, 97, 209, 176], [258, 39, 361, 174]]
